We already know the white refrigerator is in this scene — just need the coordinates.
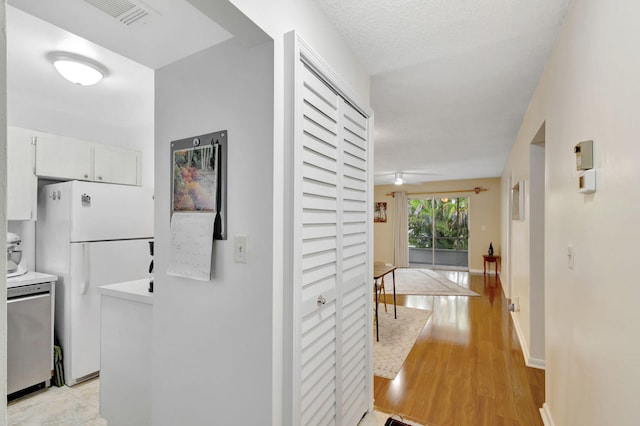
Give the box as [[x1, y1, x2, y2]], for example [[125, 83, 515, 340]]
[[36, 180, 154, 386]]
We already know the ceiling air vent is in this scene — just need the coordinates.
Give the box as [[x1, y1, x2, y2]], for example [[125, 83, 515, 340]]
[[83, 0, 152, 26]]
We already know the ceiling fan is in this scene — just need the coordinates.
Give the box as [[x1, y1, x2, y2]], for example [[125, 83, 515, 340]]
[[374, 171, 439, 185]]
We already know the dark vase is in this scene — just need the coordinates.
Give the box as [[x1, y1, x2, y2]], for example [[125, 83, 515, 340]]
[[488, 243, 494, 256]]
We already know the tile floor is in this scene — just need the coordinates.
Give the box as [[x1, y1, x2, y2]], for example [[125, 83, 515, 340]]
[[7, 378, 105, 425]]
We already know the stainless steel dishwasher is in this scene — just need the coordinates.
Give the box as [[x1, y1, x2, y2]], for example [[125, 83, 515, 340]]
[[7, 281, 53, 395]]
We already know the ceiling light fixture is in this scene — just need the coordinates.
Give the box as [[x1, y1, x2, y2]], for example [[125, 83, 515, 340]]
[[48, 52, 109, 86], [394, 172, 403, 185]]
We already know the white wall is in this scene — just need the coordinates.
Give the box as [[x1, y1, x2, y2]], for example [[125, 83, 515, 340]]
[[152, 36, 274, 425], [1, 4, 8, 423], [229, 3, 371, 423], [183, 2, 371, 424], [502, 0, 640, 424], [228, 0, 370, 103], [8, 95, 154, 189]]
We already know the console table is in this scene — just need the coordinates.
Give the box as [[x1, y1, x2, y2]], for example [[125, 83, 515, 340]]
[[483, 255, 500, 275]]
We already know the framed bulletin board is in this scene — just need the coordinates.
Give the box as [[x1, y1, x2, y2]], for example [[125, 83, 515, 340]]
[[170, 130, 227, 240]]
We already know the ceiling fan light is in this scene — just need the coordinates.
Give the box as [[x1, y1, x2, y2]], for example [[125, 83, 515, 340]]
[[394, 172, 403, 185], [48, 52, 108, 86]]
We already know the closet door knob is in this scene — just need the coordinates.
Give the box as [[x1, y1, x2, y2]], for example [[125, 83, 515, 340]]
[[317, 295, 326, 307]]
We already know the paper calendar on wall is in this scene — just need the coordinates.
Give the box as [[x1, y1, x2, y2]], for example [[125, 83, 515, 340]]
[[167, 130, 227, 281]]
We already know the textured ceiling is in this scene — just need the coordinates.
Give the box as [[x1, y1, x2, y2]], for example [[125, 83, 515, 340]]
[[314, 0, 573, 184], [7, 0, 574, 186]]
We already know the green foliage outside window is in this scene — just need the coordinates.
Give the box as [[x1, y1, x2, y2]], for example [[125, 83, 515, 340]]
[[408, 198, 469, 250]]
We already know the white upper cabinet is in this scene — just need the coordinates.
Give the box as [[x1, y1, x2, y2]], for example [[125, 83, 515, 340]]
[[93, 144, 140, 186], [7, 127, 142, 221], [7, 127, 38, 220], [34, 131, 141, 186], [35, 133, 93, 181]]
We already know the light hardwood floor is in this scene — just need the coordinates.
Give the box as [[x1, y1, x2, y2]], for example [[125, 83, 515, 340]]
[[373, 271, 545, 426]]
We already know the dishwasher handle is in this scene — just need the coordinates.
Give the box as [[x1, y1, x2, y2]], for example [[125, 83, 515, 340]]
[[7, 293, 51, 305]]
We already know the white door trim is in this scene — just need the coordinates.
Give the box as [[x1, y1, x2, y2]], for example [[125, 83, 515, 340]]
[[283, 30, 374, 426]]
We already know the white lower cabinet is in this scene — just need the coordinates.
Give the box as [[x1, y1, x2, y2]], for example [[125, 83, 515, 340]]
[[99, 280, 152, 426]]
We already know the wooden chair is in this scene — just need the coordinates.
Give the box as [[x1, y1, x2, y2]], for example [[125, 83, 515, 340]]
[[374, 261, 388, 313]]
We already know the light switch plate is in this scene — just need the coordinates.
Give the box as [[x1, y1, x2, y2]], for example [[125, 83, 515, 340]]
[[234, 234, 248, 263]]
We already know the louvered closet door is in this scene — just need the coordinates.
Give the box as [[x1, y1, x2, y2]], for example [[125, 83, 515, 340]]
[[297, 64, 341, 426], [291, 57, 371, 426], [338, 101, 369, 426]]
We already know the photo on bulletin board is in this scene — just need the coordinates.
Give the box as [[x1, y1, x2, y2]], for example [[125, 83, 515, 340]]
[[374, 202, 387, 223], [170, 130, 227, 240], [173, 144, 218, 212]]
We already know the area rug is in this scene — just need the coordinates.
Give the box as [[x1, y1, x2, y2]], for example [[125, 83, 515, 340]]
[[390, 268, 479, 297], [359, 410, 429, 426], [374, 306, 431, 379]]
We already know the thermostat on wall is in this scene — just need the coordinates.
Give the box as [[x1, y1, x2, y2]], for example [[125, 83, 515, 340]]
[[578, 169, 596, 193], [574, 140, 593, 170]]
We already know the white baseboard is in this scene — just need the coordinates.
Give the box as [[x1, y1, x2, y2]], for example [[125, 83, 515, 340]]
[[510, 312, 546, 370], [540, 403, 555, 426], [527, 356, 546, 370]]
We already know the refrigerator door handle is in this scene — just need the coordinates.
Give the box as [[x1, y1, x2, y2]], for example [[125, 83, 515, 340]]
[[81, 243, 90, 295]]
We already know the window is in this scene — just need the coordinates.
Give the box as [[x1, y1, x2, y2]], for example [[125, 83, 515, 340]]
[[408, 197, 469, 268]]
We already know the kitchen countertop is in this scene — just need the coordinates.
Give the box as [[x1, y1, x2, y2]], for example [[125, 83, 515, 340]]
[[99, 279, 154, 305], [7, 271, 58, 289]]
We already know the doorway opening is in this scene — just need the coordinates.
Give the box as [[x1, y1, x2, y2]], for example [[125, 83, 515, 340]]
[[407, 197, 469, 270], [529, 123, 546, 366]]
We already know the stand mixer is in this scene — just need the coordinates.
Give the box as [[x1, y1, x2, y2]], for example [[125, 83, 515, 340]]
[[7, 232, 27, 277]]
